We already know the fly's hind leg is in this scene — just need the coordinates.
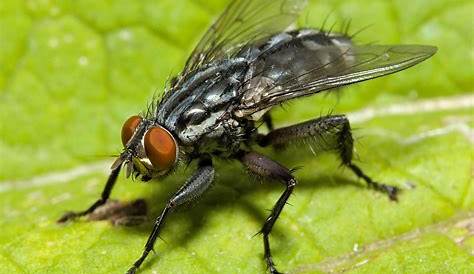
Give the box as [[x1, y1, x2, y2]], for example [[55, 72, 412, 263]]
[[259, 115, 399, 201], [239, 151, 296, 274]]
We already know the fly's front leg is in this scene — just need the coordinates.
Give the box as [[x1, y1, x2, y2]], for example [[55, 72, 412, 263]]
[[240, 151, 296, 274], [259, 115, 399, 201], [57, 163, 122, 223], [127, 158, 214, 274]]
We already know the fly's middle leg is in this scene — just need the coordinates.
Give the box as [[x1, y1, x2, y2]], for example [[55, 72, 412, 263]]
[[258, 115, 399, 201], [239, 151, 296, 274]]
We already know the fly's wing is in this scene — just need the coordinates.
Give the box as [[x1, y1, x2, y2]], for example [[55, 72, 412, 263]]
[[180, 0, 308, 78], [237, 44, 437, 115]]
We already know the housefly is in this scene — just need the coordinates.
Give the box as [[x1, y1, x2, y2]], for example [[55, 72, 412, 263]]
[[58, 0, 437, 273]]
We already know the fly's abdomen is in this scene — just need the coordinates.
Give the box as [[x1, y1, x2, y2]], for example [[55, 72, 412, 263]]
[[239, 29, 354, 113], [262, 29, 353, 85]]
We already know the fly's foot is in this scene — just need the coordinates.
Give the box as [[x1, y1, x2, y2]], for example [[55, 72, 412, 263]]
[[266, 256, 283, 274], [347, 164, 399, 201], [57, 211, 82, 223], [126, 250, 149, 274], [270, 267, 283, 274], [126, 266, 138, 274], [369, 182, 399, 201]]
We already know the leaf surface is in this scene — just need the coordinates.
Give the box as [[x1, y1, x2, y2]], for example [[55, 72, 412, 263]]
[[0, 0, 472, 273]]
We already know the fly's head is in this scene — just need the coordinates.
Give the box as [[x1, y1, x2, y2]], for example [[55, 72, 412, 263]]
[[113, 115, 179, 181]]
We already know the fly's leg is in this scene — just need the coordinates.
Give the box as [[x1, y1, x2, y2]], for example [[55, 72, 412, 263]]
[[259, 115, 399, 201], [127, 158, 214, 274], [240, 151, 296, 274], [57, 164, 122, 223]]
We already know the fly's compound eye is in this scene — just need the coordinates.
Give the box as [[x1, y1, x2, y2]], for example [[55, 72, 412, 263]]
[[121, 115, 142, 146], [144, 126, 177, 171]]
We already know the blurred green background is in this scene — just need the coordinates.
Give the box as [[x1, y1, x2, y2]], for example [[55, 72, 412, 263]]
[[0, 0, 472, 273]]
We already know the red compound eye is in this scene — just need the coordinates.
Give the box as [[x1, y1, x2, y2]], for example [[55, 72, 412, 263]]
[[144, 126, 177, 171], [121, 115, 142, 146]]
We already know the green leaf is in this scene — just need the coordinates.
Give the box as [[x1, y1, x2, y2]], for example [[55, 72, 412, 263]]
[[1, 0, 472, 273]]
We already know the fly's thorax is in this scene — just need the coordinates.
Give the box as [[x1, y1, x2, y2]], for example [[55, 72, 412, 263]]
[[119, 116, 179, 180], [156, 59, 248, 125], [155, 59, 252, 153]]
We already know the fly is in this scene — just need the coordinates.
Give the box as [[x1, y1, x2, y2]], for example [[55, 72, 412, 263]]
[[58, 0, 437, 273]]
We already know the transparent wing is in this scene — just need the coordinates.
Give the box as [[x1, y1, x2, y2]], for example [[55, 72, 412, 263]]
[[238, 44, 437, 114], [181, 0, 308, 76]]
